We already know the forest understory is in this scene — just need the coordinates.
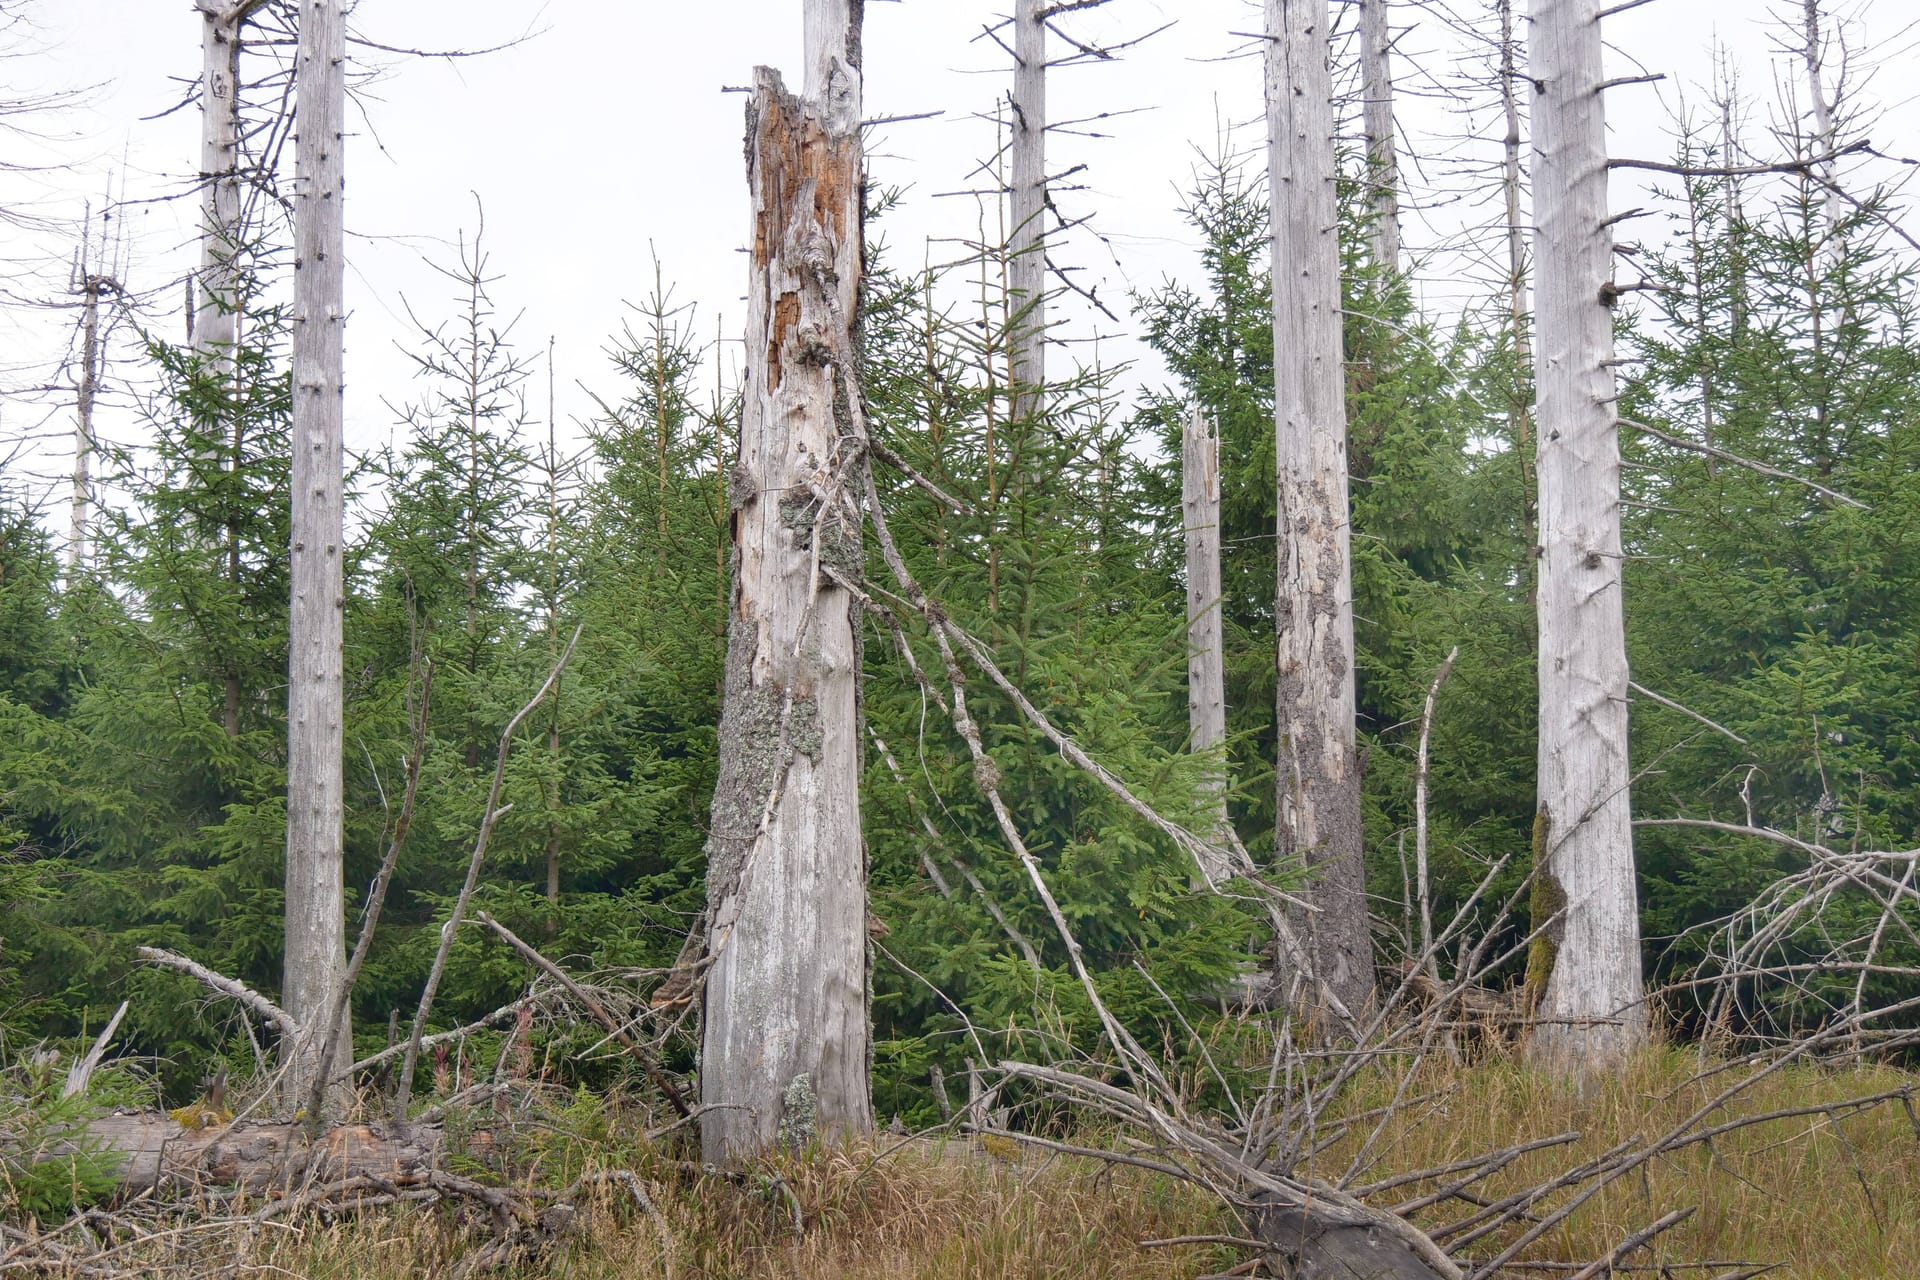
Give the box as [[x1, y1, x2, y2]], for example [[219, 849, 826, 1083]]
[[9, 1046, 1920, 1279]]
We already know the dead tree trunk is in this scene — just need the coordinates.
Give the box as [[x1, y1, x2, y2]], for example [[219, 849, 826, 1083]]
[[197, 0, 257, 737], [285, 0, 351, 1114], [1358, 0, 1401, 275], [68, 258, 108, 579], [699, 0, 873, 1163], [1010, 0, 1047, 424], [1266, 0, 1375, 1019], [1524, 0, 1646, 1072], [193, 0, 248, 371], [1183, 404, 1231, 888], [1499, 0, 1537, 572], [85, 1115, 444, 1200], [1801, 0, 1837, 237]]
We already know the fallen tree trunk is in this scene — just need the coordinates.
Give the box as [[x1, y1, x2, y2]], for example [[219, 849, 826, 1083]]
[[1256, 1195, 1456, 1279], [84, 1114, 443, 1199]]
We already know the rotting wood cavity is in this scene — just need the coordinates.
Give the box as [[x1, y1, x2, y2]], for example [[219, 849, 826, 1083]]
[[770, 293, 800, 390]]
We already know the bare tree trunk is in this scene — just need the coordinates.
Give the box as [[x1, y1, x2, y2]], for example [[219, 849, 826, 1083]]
[[1266, 0, 1375, 1019], [700, 0, 873, 1163], [1499, 0, 1537, 570], [285, 0, 351, 1115], [1524, 0, 1645, 1073], [1717, 68, 1749, 341], [193, 0, 245, 372], [1183, 404, 1230, 888], [1010, 0, 1047, 424], [1801, 0, 1837, 232], [544, 344, 564, 920], [68, 262, 105, 580], [1358, 0, 1401, 275], [197, 1, 253, 736]]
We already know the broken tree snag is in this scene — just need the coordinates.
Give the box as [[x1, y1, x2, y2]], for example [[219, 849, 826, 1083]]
[[1526, 0, 1646, 1074], [699, 52, 872, 1163], [1183, 404, 1231, 889], [1266, 0, 1376, 1019]]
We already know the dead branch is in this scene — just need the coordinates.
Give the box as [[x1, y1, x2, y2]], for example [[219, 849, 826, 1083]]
[[1567, 1208, 1697, 1280], [395, 624, 581, 1124], [306, 657, 434, 1122], [1628, 681, 1749, 745], [1609, 139, 1870, 176], [1621, 417, 1867, 508], [472, 911, 692, 1118], [61, 1000, 128, 1099], [136, 947, 300, 1043]]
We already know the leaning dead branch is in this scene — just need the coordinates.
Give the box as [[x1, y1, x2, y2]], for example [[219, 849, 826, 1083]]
[[473, 911, 692, 1118], [395, 624, 582, 1125], [137, 946, 300, 1043], [1621, 417, 1867, 508]]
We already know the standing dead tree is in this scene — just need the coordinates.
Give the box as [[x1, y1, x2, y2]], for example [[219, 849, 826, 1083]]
[[1268, 0, 1376, 1019], [283, 0, 351, 1115], [696, 0, 875, 1163], [1523, 0, 1647, 1073], [65, 211, 118, 578], [1009, 0, 1048, 426], [1357, 0, 1402, 274], [1498, 0, 1536, 570], [190, 1, 273, 369], [1183, 403, 1231, 889]]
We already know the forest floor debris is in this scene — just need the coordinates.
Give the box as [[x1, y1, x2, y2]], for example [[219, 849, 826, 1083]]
[[7, 1049, 1920, 1278]]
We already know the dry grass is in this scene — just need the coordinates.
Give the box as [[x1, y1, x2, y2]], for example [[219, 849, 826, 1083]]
[[209, 1138, 1229, 1280], [1312, 1045, 1920, 1277], [17, 1050, 1920, 1278]]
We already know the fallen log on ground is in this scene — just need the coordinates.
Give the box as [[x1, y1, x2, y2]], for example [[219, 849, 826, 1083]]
[[83, 1113, 445, 1199], [1255, 1195, 1456, 1280]]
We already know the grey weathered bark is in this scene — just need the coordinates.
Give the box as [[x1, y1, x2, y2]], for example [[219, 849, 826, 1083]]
[[1499, 0, 1536, 563], [84, 1114, 444, 1199], [699, 0, 873, 1162], [284, 0, 351, 1114], [1010, 0, 1047, 424], [1801, 0, 1837, 234], [196, 0, 260, 738], [1357, 0, 1401, 275], [67, 262, 106, 579], [193, 0, 248, 371], [1266, 0, 1375, 1019], [1182, 404, 1231, 888], [1524, 0, 1646, 1072], [1413, 647, 1457, 977]]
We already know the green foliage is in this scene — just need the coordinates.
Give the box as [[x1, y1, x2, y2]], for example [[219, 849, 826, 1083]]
[[7, 85, 1920, 1120], [1620, 130, 1920, 1013], [0, 1053, 124, 1220], [1132, 142, 1539, 967]]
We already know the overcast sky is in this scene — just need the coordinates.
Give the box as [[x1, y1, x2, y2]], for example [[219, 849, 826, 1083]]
[[1, 0, 1913, 518]]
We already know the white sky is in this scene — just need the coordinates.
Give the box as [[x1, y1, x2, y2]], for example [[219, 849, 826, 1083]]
[[1, 0, 1915, 523]]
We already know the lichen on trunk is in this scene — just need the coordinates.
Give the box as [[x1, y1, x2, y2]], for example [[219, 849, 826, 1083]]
[[697, 48, 873, 1163]]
